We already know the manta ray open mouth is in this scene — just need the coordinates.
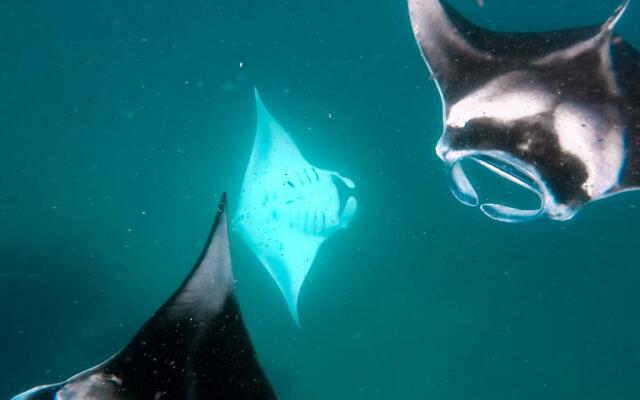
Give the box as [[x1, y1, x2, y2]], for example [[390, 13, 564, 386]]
[[447, 152, 547, 222]]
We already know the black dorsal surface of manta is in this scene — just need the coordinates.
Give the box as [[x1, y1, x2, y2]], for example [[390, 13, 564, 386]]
[[409, 0, 640, 222], [12, 194, 277, 400]]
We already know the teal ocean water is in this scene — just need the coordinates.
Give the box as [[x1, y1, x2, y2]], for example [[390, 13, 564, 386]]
[[2, 0, 640, 398]]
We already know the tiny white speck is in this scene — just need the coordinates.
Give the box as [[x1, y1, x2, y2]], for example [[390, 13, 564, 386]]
[[239, 62, 244, 68]]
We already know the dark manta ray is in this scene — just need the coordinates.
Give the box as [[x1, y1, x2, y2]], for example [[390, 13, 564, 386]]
[[409, 0, 640, 222], [12, 194, 277, 400]]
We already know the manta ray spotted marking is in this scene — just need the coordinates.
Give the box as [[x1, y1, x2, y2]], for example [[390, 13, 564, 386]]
[[13, 195, 277, 400], [234, 89, 357, 324], [409, 0, 640, 222]]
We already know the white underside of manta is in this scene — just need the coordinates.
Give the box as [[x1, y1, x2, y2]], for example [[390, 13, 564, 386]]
[[234, 89, 357, 324]]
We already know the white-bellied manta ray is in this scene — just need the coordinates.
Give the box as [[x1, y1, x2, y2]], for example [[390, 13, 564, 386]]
[[234, 89, 357, 325], [408, 0, 640, 222], [12, 194, 278, 400]]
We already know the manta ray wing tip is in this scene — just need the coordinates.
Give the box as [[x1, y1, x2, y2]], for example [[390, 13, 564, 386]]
[[254, 87, 265, 109], [218, 192, 227, 212], [605, 0, 630, 31]]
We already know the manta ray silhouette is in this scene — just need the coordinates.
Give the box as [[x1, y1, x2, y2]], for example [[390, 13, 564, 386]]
[[409, 0, 640, 222], [234, 89, 357, 325], [12, 194, 277, 400]]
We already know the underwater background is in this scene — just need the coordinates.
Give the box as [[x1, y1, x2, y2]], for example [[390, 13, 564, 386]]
[[1, 0, 640, 398]]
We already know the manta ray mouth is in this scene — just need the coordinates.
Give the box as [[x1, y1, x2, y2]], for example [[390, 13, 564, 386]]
[[446, 152, 547, 222]]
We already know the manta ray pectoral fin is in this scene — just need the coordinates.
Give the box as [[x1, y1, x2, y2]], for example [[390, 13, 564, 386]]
[[261, 234, 324, 326], [408, 0, 629, 102], [12, 194, 277, 399], [533, 0, 630, 70], [11, 384, 60, 400], [408, 0, 495, 99], [160, 193, 233, 320], [253, 88, 306, 167], [253, 89, 276, 162], [104, 194, 276, 396]]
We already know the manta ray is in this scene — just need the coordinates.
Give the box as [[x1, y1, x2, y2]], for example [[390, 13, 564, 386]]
[[12, 194, 277, 400], [409, 0, 640, 222], [234, 89, 357, 324]]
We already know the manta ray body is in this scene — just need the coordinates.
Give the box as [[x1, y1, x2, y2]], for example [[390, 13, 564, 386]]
[[13, 195, 277, 400], [409, 0, 640, 221], [234, 90, 357, 324]]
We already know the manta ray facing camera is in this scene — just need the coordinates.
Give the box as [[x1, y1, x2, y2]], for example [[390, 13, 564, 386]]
[[12, 195, 277, 400], [409, 0, 640, 222]]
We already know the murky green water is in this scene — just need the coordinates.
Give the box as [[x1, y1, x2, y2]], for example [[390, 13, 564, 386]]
[[1, 0, 640, 398]]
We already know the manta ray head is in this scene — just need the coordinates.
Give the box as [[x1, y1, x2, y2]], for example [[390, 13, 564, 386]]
[[437, 70, 625, 222], [278, 166, 357, 236], [409, 0, 636, 222]]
